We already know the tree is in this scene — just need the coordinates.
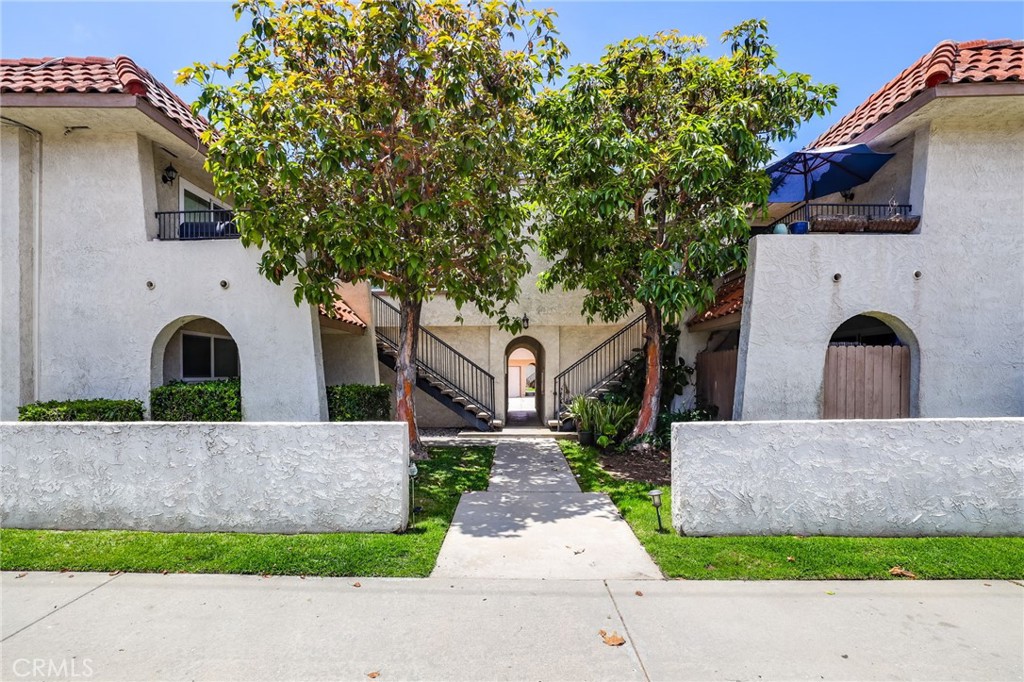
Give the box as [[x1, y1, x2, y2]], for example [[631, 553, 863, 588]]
[[181, 0, 566, 452], [528, 21, 836, 443]]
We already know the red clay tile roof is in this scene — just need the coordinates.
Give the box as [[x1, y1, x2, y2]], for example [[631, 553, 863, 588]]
[[0, 56, 209, 144], [687, 275, 744, 328], [320, 298, 367, 330], [813, 39, 1024, 148]]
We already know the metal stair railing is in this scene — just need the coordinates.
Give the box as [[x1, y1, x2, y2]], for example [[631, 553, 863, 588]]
[[372, 293, 495, 420], [552, 314, 646, 420]]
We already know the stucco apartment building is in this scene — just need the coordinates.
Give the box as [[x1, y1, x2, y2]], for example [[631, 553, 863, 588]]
[[688, 39, 1024, 421], [0, 55, 630, 428], [2, 40, 1022, 427]]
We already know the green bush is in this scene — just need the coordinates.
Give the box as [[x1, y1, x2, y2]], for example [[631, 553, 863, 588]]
[[18, 398, 144, 422], [594, 401, 639, 448], [326, 384, 391, 421], [150, 380, 242, 421], [654, 403, 718, 448]]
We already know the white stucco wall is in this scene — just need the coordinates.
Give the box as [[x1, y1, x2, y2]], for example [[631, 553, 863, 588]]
[[736, 112, 1024, 420], [672, 418, 1024, 537], [1, 422, 409, 533], [3, 129, 330, 421]]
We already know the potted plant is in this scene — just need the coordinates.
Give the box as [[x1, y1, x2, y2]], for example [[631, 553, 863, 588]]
[[568, 396, 597, 445]]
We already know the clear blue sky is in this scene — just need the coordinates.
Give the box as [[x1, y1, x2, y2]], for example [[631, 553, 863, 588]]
[[2, 1, 1021, 156]]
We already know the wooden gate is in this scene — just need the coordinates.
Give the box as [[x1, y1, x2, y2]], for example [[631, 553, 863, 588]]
[[823, 344, 911, 419], [695, 349, 738, 420]]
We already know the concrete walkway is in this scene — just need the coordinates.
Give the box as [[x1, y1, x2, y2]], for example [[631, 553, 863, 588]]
[[433, 439, 662, 580], [3, 572, 1021, 681]]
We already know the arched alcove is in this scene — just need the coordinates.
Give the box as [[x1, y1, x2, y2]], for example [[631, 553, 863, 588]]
[[151, 315, 242, 393], [823, 312, 919, 419], [505, 336, 545, 426]]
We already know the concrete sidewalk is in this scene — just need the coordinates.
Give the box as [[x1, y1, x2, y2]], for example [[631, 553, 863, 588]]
[[432, 439, 662, 580], [2, 571, 1021, 681]]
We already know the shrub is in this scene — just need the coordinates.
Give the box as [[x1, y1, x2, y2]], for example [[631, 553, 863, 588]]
[[594, 401, 639, 448], [326, 384, 391, 421], [18, 398, 144, 422], [150, 380, 242, 421], [653, 403, 718, 448]]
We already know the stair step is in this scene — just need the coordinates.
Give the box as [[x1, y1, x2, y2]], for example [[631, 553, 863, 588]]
[[453, 396, 470, 405], [477, 412, 491, 421], [465, 405, 480, 414]]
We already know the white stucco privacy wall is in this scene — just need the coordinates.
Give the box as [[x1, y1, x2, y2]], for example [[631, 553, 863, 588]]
[[672, 418, 1024, 537], [1, 422, 409, 533]]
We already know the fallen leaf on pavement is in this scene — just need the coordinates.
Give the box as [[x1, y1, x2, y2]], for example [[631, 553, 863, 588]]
[[15, 573, 27, 579], [825, 591, 836, 595], [108, 570, 122, 576], [353, 582, 362, 588], [889, 566, 917, 579], [598, 629, 625, 647], [634, 590, 644, 597], [367, 672, 380, 679]]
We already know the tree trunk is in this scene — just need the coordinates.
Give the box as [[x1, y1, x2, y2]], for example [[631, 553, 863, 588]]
[[628, 302, 663, 442], [395, 298, 423, 456]]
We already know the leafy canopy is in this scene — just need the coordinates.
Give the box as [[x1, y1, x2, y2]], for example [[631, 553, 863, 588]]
[[181, 0, 566, 323], [529, 21, 837, 322]]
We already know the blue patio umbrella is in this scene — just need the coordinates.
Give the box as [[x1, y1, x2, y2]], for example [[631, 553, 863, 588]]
[[766, 143, 895, 203]]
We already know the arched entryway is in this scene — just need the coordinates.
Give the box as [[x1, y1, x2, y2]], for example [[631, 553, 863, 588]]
[[505, 337, 544, 426], [823, 313, 918, 419]]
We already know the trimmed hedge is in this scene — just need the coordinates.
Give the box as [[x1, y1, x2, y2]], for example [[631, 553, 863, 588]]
[[327, 384, 391, 421], [150, 379, 242, 422], [18, 398, 144, 422]]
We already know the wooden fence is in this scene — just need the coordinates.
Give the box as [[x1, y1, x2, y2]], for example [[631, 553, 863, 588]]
[[823, 344, 911, 419], [695, 349, 738, 421]]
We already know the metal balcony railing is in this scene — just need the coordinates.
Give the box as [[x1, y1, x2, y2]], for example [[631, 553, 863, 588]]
[[779, 203, 913, 225], [156, 210, 240, 240]]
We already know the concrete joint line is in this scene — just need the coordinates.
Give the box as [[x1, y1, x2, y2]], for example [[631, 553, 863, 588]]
[[604, 580, 652, 682], [1, 572, 123, 643], [1008, 579, 1024, 589]]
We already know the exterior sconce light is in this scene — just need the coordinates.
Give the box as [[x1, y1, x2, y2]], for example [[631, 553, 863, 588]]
[[161, 164, 178, 184], [648, 489, 664, 532], [840, 189, 855, 202], [521, 313, 530, 330]]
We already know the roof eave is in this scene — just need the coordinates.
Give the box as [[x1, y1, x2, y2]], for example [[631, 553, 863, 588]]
[[0, 90, 207, 153]]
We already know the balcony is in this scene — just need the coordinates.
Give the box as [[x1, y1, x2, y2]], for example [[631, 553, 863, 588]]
[[156, 210, 240, 241], [775, 203, 920, 234]]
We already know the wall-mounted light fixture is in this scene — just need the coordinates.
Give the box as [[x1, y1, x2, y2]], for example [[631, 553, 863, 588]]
[[161, 164, 178, 185], [840, 189, 855, 202], [521, 313, 530, 330]]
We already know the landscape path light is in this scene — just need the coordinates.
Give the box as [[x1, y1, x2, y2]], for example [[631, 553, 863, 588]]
[[648, 489, 664, 532]]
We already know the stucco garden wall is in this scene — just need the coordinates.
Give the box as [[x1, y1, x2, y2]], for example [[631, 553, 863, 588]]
[[1, 422, 408, 533], [735, 117, 1024, 420], [672, 418, 1024, 537]]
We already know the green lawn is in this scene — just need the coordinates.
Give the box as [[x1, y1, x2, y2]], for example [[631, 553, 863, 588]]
[[561, 441, 1024, 580], [0, 445, 492, 578]]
